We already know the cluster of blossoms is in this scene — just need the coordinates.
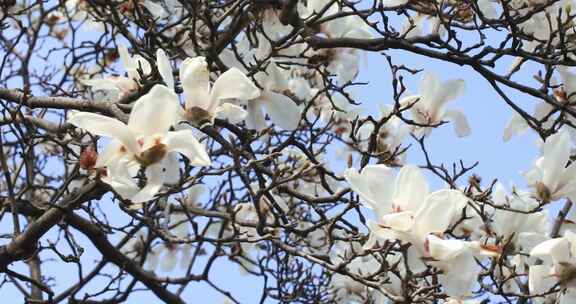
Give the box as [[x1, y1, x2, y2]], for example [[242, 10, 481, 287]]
[[8, 0, 576, 302]]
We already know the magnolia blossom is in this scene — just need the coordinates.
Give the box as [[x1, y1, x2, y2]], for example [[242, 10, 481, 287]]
[[68, 84, 211, 203], [245, 61, 301, 131], [299, 0, 373, 84], [402, 73, 470, 137], [529, 231, 576, 303], [179, 56, 260, 126], [83, 45, 153, 100], [524, 131, 576, 203], [146, 212, 192, 272]]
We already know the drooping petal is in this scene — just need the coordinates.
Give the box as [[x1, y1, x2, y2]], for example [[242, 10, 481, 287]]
[[393, 165, 429, 212], [163, 152, 180, 185], [163, 129, 211, 166], [260, 91, 301, 130], [156, 49, 174, 90], [245, 101, 268, 131], [380, 211, 415, 232], [539, 131, 572, 191], [209, 68, 261, 111], [68, 112, 140, 154], [127, 84, 180, 136], [503, 113, 529, 142], [101, 157, 140, 199], [180, 57, 211, 110], [444, 109, 471, 137], [131, 162, 165, 203]]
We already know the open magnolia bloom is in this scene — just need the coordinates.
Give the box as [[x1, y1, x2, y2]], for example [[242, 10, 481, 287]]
[[504, 66, 576, 142], [299, 0, 373, 84], [83, 45, 153, 100], [426, 234, 498, 298], [68, 84, 211, 203], [524, 131, 576, 203], [179, 56, 260, 126], [245, 61, 301, 131], [344, 164, 471, 273], [401, 73, 470, 137], [530, 231, 576, 302]]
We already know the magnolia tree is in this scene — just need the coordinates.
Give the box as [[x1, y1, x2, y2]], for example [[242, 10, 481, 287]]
[[3, 0, 576, 303]]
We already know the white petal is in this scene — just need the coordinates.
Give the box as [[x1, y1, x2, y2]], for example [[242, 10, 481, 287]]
[[215, 103, 248, 124], [101, 158, 140, 200], [393, 165, 429, 212], [413, 190, 468, 242], [163, 129, 211, 166], [260, 91, 301, 130], [210, 68, 261, 107], [503, 113, 528, 142], [156, 49, 174, 89], [180, 57, 211, 111], [68, 112, 140, 154], [131, 163, 165, 203], [160, 250, 178, 272], [380, 211, 415, 232], [444, 109, 471, 137], [245, 101, 268, 131], [529, 264, 556, 295], [127, 84, 180, 136], [163, 152, 180, 185], [530, 237, 571, 265], [343, 165, 395, 219]]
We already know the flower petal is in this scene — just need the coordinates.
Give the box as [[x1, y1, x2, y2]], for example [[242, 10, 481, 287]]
[[156, 49, 174, 90], [260, 91, 301, 130], [344, 165, 395, 219], [163, 129, 211, 166], [215, 102, 248, 124], [127, 84, 180, 136], [393, 165, 429, 212], [131, 163, 165, 203], [68, 112, 140, 154], [210, 68, 261, 108], [444, 109, 471, 137], [180, 57, 211, 110]]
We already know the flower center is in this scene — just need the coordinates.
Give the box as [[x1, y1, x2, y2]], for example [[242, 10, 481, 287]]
[[185, 106, 212, 127], [136, 143, 167, 167]]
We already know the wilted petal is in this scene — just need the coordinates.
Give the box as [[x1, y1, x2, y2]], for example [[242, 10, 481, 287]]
[[163, 129, 211, 166], [128, 85, 180, 136], [444, 109, 471, 137], [68, 112, 140, 154], [156, 49, 174, 89]]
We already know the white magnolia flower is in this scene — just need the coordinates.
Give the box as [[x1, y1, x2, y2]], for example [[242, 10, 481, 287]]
[[147, 212, 192, 272], [524, 131, 576, 202], [344, 164, 471, 275], [68, 84, 211, 203], [246, 61, 301, 131], [426, 235, 498, 298], [402, 72, 470, 137], [529, 231, 576, 301], [179, 56, 260, 126], [83, 45, 153, 100]]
